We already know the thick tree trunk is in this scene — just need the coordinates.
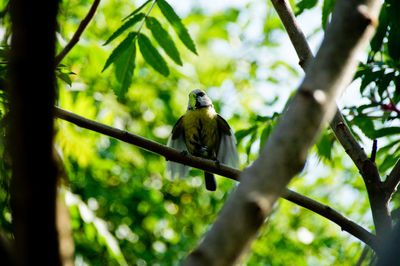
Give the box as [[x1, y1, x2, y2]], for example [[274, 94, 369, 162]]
[[8, 1, 61, 265]]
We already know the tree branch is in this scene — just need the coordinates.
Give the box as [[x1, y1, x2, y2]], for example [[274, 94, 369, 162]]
[[270, 0, 313, 69], [356, 245, 370, 266], [330, 106, 391, 238], [184, 0, 380, 264], [281, 190, 378, 250], [54, 107, 239, 181], [54, 106, 378, 250], [55, 0, 101, 65], [329, 109, 369, 166], [271, 0, 391, 240]]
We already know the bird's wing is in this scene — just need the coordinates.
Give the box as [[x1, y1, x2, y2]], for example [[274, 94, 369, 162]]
[[216, 115, 239, 168], [166, 116, 189, 180]]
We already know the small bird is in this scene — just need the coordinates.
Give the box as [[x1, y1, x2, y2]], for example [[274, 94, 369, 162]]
[[167, 89, 239, 191]]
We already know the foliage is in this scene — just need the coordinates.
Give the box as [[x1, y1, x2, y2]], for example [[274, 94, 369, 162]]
[[0, 0, 399, 265], [349, 0, 400, 174], [102, 0, 197, 98]]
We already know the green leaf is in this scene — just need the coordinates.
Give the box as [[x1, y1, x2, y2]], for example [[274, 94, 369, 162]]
[[245, 130, 258, 160], [373, 127, 400, 139], [114, 39, 136, 98], [104, 13, 145, 46], [353, 116, 400, 139], [146, 17, 182, 65], [352, 116, 375, 139], [356, 103, 380, 114], [56, 71, 72, 86], [157, 0, 197, 55], [394, 75, 400, 103], [370, 6, 388, 53], [122, 0, 152, 21], [259, 124, 272, 151], [235, 126, 257, 145], [357, 68, 383, 94], [379, 155, 400, 173], [255, 115, 272, 123], [388, 26, 400, 61], [102, 32, 137, 72], [377, 139, 400, 157], [316, 132, 334, 161], [322, 0, 337, 29], [387, 0, 400, 60], [377, 71, 395, 97], [138, 33, 169, 76], [295, 0, 318, 16]]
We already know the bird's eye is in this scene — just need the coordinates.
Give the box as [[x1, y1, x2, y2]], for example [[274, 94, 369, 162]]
[[198, 91, 205, 97]]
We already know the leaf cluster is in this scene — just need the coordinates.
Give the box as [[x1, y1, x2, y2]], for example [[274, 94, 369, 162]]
[[102, 0, 197, 99], [344, 0, 400, 174], [295, 0, 337, 29]]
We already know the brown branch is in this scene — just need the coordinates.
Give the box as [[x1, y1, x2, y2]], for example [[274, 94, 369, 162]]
[[330, 109, 391, 238], [329, 109, 369, 166], [54, 107, 239, 180], [54, 106, 378, 250], [55, 0, 101, 65], [281, 190, 378, 250], [270, 0, 369, 169], [271, 0, 391, 240], [185, 0, 380, 264], [271, 0, 314, 70], [184, 0, 381, 262]]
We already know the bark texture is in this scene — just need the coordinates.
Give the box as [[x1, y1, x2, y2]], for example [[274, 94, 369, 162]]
[[184, 0, 381, 264]]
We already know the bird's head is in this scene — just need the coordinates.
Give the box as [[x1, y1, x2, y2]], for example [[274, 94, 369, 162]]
[[187, 89, 213, 110]]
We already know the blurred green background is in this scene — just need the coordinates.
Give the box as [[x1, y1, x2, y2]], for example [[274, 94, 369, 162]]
[[1, 0, 400, 265]]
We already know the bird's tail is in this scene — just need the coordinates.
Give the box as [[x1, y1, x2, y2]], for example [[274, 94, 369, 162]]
[[204, 172, 216, 191]]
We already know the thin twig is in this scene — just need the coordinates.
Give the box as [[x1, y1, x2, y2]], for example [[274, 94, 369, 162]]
[[281, 190, 378, 250], [356, 245, 370, 266], [54, 106, 378, 250], [136, 0, 157, 33], [116, 0, 157, 48], [54, 106, 239, 180], [270, 0, 313, 70], [371, 139, 377, 162], [55, 0, 101, 65]]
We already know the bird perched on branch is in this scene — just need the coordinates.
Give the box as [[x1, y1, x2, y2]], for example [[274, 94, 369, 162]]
[[167, 89, 239, 191]]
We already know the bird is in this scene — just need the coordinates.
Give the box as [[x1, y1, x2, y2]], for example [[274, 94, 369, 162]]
[[167, 89, 239, 191]]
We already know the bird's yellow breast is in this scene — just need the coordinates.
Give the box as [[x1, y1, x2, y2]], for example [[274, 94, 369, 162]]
[[182, 107, 219, 158]]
